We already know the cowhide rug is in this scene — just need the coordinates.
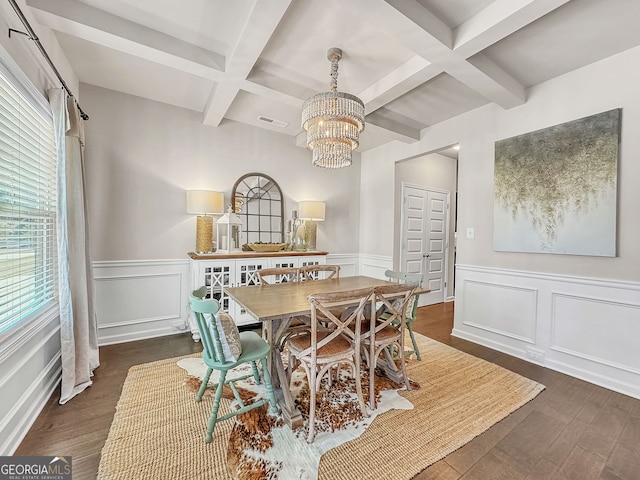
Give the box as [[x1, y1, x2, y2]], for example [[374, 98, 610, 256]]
[[178, 357, 417, 479]]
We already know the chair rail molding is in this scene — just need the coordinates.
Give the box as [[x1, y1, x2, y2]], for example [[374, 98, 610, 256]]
[[454, 264, 640, 400]]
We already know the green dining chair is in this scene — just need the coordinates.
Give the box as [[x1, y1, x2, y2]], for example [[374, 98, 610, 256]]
[[189, 287, 277, 443], [382, 270, 423, 360]]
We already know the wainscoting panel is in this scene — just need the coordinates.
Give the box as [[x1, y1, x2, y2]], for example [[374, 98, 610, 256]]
[[358, 254, 393, 279], [0, 310, 61, 455], [462, 280, 537, 343], [551, 293, 640, 372], [326, 253, 358, 277], [454, 265, 640, 399], [94, 260, 191, 345]]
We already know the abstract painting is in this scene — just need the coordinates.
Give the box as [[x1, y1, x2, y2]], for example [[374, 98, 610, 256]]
[[493, 109, 620, 256]]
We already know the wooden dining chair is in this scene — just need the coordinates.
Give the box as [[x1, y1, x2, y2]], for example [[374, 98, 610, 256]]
[[189, 287, 277, 443], [300, 265, 345, 323], [300, 264, 340, 281], [382, 269, 423, 360], [361, 283, 418, 409], [257, 267, 301, 285], [285, 287, 373, 443]]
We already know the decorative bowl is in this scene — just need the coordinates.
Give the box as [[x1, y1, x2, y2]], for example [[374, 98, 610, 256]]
[[248, 243, 287, 252]]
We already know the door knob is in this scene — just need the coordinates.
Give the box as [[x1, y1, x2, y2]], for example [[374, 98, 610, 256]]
[[423, 254, 431, 258]]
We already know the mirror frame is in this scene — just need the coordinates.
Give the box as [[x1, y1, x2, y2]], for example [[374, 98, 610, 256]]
[[231, 172, 285, 245]]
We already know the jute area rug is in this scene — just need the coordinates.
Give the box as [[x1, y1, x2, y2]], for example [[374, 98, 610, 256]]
[[98, 333, 544, 480]]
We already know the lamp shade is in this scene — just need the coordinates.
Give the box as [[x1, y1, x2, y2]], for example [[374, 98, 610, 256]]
[[186, 190, 224, 215], [298, 201, 325, 221]]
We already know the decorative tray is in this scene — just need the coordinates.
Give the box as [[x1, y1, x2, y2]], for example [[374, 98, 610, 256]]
[[248, 243, 287, 252]]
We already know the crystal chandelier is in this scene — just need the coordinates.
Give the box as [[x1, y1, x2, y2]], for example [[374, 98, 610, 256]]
[[301, 47, 365, 168]]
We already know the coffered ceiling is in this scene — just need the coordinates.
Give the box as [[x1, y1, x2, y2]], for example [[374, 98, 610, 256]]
[[23, 0, 640, 151]]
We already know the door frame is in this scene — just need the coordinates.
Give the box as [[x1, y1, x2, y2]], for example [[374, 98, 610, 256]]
[[399, 182, 451, 305]]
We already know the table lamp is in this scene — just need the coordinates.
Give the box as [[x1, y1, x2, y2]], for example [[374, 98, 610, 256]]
[[298, 201, 325, 251], [186, 190, 224, 253]]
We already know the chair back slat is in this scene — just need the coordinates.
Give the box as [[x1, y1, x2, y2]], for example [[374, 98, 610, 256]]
[[300, 264, 340, 281], [190, 289, 225, 363], [257, 267, 300, 285], [305, 287, 375, 359], [384, 269, 422, 285], [384, 270, 422, 319], [371, 283, 418, 337]]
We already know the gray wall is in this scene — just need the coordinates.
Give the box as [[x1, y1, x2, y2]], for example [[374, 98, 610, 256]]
[[359, 44, 640, 283], [81, 84, 363, 260]]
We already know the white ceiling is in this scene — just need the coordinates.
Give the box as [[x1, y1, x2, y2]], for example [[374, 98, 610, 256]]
[[25, 0, 640, 152]]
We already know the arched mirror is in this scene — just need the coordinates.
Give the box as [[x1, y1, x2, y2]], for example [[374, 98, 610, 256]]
[[231, 173, 285, 246]]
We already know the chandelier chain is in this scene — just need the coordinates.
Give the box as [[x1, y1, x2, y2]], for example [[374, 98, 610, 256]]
[[330, 57, 339, 91]]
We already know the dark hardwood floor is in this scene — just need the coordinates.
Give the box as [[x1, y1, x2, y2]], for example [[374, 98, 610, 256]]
[[411, 302, 640, 480], [15, 302, 640, 479]]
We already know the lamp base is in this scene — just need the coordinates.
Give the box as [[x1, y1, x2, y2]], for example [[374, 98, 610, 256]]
[[305, 221, 318, 251], [195, 215, 213, 253]]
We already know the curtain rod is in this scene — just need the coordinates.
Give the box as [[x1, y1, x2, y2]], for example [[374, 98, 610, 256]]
[[7, 0, 89, 120]]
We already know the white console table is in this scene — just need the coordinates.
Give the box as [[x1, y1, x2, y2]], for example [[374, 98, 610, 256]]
[[188, 250, 327, 340]]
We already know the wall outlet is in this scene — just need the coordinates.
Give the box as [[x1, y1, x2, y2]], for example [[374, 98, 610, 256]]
[[173, 321, 188, 331], [466, 227, 475, 239], [525, 347, 545, 364]]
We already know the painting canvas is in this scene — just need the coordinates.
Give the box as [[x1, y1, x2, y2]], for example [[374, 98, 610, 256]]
[[493, 109, 620, 256]]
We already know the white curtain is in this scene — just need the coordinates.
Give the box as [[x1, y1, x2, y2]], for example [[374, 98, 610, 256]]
[[49, 88, 99, 404]]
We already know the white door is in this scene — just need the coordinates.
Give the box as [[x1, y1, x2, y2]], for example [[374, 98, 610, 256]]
[[400, 185, 449, 306]]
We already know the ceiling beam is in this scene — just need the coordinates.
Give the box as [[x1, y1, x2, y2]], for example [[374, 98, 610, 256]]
[[444, 53, 525, 108], [201, 0, 292, 127], [334, 0, 453, 61], [358, 56, 441, 112], [240, 80, 303, 109], [365, 112, 421, 142], [333, 0, 528, 110], [26, 0, 225, 79], [454, 0, 571, 57]]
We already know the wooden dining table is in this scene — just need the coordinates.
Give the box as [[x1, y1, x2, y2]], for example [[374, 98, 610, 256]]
[[226, 275, 404, 428]]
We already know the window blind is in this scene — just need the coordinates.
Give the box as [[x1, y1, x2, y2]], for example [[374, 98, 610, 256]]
[[0, 71, 57, 333]]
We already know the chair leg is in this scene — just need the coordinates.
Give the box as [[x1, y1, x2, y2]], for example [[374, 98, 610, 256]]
[[197, 367, 213, 402], [407, 323, 421, 361], [394, 340, 412, 391], [261, 357, 278, 414], [353, 358, 369, 417], [251, 361, 262, 385], [369, 341, 377, 410], [307, 368, 317, 443], [205, 370, 227, 443]]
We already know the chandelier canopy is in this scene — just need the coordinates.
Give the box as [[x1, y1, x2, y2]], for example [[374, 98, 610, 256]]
[[301, 48, 365, 169]]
